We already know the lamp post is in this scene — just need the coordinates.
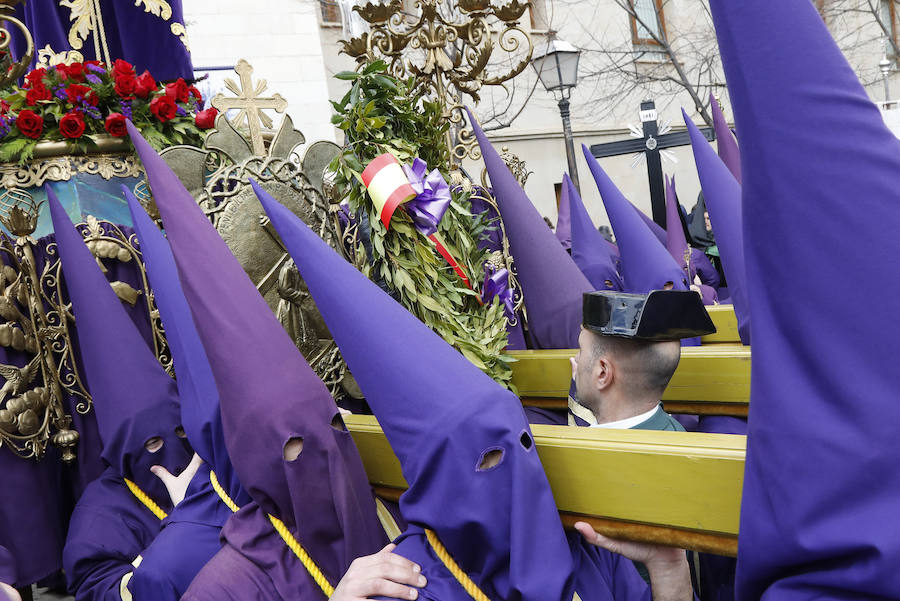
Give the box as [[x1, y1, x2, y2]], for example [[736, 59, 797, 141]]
[[880, 55, 892, 104], [531, 37, 582, 192]]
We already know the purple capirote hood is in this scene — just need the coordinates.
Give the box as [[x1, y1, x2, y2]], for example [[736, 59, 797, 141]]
[[582, 146, 688, 294], [710, 93, 742, 184], [467, 108, 591, 349], [47, 187, 190, 505], [565, 173, 622, 291], [710, 0, 900, 597], [127, 121, 385, 592], [254, 180, 578, 601], [555, 174, 572, 249], [683, 112, 750, 343], [125, 187, 248, 506]]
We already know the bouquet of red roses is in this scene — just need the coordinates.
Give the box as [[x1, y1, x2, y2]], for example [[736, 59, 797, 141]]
[[0, 58, 219, 163]]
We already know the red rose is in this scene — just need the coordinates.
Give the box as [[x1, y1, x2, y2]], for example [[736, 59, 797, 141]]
[[112, 59, 135, 79], [1, 101, 10, 115], [24, 68, 46, 88], [62, 62, 86, 82], [15, 110, 43, 139], [114, 74, 136, 98], [164, 78, 190, 103], [104, 112, 127, 137], [134, 70, 156, 99], [149, 95, 177, 122], [59, 111, 85, 139], [66, 84, 98, 106], [188, 85, 202, 102], [25, 83, 51, 106], [194, 107, 218, 130]]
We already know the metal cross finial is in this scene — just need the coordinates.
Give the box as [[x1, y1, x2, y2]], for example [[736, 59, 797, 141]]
[[212, 59, 288, 156]]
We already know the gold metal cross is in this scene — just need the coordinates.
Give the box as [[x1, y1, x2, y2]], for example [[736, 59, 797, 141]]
[[212, 59, 288, 156]]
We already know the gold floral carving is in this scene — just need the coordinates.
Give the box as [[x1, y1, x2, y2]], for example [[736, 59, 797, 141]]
[[59, 0, 93, 51], [134, 0, 173, 20], [36, 44, 84, 67], [0, 153, 143, 190], [170, 22, 190, 52], [57, 0, 185, 65]]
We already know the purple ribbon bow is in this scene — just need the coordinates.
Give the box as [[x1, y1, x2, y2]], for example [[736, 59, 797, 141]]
[[482, 265, 515, 320], [402, 158, 451, 236]]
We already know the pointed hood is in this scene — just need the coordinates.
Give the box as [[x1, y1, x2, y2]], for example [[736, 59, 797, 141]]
[[467, 108, 591, 349], [125, 188, 248, 506], [582, 146, 688, 293], [555, 176, 572, 249], [634, 200, 667, 246], [48, 187, 191, 505], [683, 111, 750, 343], [566, 173, 622, 291], [665, 174, 690, 276], [255, 181, 576, 601], [710, 1, 900, 597], [127, 121, 384, 589], [710, 94, 741, 183]]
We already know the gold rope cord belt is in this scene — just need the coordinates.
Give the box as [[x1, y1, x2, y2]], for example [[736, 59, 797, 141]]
[[212, 466, 491, 601], [209, 470, 336, 598], [124, 478, 168, 521], [423, 528, 492, 601]]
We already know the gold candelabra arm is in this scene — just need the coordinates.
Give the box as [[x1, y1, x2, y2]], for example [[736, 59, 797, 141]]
[[0, 5, 33, 88], [340, 0, 534, 164]]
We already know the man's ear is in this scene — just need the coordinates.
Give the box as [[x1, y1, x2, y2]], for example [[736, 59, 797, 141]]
[[593, 355, 614, 391]]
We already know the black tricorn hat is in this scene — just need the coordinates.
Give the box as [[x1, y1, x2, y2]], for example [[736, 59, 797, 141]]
[[582, 290, 716, 341]]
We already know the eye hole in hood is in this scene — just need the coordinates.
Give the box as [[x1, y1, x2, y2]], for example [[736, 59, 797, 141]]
[[519, 431, 533, 451], [283, 436, 304, 462], [144, 436, 164, 453], [476, 447, 505, 471], [331, 413, 348, 432]]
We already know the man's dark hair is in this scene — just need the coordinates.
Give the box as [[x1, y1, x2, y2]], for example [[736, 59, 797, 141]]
[[588, 331, 681, 398]]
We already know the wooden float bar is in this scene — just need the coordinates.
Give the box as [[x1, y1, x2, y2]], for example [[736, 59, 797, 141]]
[[347, 415, 745, 556]]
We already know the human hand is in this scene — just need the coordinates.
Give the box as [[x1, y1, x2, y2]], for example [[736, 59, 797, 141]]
[[331, 543, 426, 601], [574, 522, 691, 601], [0, 582, 22, 601], [150, 453, 203, 507]]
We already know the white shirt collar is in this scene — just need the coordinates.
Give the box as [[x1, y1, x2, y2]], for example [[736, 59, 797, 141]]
[[589, 404, 661, 429]]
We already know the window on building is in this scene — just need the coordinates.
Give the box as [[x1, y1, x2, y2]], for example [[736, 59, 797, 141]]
[[320, 0, 341, 24], [630, 0, 667, 45], [880, 0, 898, 49]]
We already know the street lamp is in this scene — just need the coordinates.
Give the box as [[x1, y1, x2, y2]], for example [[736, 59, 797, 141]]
[[880, 54, 892, 104], [531, 36, 582, 192]]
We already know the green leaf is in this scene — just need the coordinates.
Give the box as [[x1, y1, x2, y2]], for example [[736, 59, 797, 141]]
[[335, 70, 360, 81], [459, 347, 487, 370]]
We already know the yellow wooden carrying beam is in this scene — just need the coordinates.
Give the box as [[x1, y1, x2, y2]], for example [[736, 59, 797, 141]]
[[701, 305, 740, 344], [508, 345, 751, 416], [346, 415, 745, 556]]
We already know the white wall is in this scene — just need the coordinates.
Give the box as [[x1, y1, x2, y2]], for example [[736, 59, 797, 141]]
[[182, 0, 337, 144]]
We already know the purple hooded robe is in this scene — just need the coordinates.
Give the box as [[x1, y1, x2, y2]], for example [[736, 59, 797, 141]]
[[254, 180, 652, 601], [467, 109, 592, 350], [709, 1, 900, 598], [118, 186, 251, 600], [566, 173, 623, 292], [49, 189, 194, 601], [126, 122, 386, 601]]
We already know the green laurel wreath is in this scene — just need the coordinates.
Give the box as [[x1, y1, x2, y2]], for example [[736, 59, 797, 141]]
[[328, 61, 513, 390]]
